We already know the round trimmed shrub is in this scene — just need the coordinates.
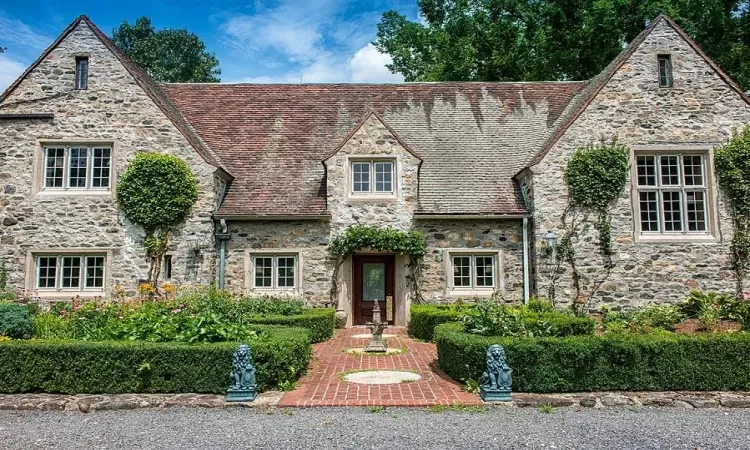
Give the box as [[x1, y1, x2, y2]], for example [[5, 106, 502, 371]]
[[0, 304, 33, 339]]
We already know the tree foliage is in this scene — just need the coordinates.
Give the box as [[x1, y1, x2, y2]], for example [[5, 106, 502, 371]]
[[375, 0, 750, 91], [117, 153, 198, 285], [112, 16, 220, 83], [715, 124, 750, 292]]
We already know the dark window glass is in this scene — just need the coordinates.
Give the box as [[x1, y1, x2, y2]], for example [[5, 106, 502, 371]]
[[658, 55, 673, 87], [75, 57, 89, 90]]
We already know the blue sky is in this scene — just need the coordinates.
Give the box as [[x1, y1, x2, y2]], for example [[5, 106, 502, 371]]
[[0, 0, 421, 91]]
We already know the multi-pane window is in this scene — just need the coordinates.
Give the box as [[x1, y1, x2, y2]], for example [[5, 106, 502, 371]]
[[351, 160, 394, 194], [35, 255, 106, 290], [253, 255, 297, 289], [75, 56, 89, 90], [658, 54, 673, 87], [635, 153, 709, 235], [451, 255, 495, 289], [42, 145, 111, 191]]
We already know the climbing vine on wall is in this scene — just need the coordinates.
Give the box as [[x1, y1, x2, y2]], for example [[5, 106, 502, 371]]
[[117, 153, 198, 287], [328, 225, 427, 305], [553, 142, 629, 310], [715, 124, 750, 294]]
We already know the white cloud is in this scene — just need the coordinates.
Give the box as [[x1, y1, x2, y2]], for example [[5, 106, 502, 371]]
[[218, 0, 403, 84], [0, 13, 53, 51], [0, 55, 27, 93], [350, 44, 403, 83]]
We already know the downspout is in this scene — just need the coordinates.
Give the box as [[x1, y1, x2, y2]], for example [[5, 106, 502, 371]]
[[216, 218, 230, 290], [522, 217, 530, 305]]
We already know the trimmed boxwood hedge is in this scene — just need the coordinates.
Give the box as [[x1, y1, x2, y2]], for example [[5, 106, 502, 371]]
[[246, 308, 335, 343], [409, 305, 461, 341], [0, 325, 311, 394], [409, 305, 595, 341], [435, 322, 750, 392]]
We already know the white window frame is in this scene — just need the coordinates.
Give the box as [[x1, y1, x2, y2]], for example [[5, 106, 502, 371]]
[[38, 143, 113, 193], [349, 158, 396, 196], [246, 250, 302, 293], [444, 250, 503, 297], [31, 253, 107, 294], [632, 147, 718, 242]]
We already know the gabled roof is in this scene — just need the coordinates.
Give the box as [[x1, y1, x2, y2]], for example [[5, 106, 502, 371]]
[[162, 82, 586, 217], [0, 15, 231, 178], [322, 111, 423, 163], [522, 15, 750, 171]]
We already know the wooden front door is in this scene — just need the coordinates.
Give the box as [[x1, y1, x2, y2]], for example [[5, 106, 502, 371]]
[[353, 254, 395, 325]]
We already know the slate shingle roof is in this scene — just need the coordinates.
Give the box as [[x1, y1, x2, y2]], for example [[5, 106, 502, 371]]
[[162, 82, 586, 217]]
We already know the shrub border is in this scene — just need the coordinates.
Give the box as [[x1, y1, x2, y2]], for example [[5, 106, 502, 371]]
[[0, 325, 311, 394], [436, 322, 750, 392], [246, 308, 335, 343]]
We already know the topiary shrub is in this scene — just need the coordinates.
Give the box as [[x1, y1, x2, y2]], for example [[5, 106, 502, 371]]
[[117, 153, 198, 286], [0, 304, 33, 339]]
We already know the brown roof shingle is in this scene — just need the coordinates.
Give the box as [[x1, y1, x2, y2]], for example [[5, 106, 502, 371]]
[[162, 82, 585, 216]]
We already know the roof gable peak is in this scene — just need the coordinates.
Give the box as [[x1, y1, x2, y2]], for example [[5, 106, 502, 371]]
[[322, 110, 423, 163]]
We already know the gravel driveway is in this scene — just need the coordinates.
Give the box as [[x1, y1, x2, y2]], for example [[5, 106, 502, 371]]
[[2, 406, 749, 449]]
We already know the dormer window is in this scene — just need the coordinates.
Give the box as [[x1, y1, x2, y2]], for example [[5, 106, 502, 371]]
[[75, 56, 89, 90], [351, 159, 394, 195], [658, 54, 673, 87]]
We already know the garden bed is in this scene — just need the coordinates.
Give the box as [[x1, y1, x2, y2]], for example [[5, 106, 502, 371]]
[[409, 302, 595, 341], [0, 324, 311, 394], [435, 322, 750, 392]]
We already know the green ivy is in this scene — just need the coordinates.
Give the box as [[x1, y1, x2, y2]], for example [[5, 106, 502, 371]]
[[563, 142, 628, 258], [328, 226, 427, 305], [117, 153, 198, 285], [553, 142, 629, 306], [329, 225, 426, 258], [715, 124, 750, 292]]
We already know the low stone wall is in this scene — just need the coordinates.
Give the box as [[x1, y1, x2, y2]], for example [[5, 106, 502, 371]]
[[3, 391, 750, 411]]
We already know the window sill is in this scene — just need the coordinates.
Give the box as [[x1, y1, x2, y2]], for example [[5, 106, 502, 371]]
[[444, 288, 496, 298], [635, 234, 718, 244], [247, 288, 301, 297], [347, 195, 397, 203], [33, 290, 106, 299], [35, 190, 112, 198]]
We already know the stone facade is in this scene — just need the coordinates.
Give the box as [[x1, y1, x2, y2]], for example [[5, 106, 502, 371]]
[[529, 20, 750, 309], [219, 116, 524, 322], [416, 220, 525, 303], [223, 220, 331, 306], [0, 21, 221, 297], [3, 15, 749, 321], [324, 113, 421, 234]]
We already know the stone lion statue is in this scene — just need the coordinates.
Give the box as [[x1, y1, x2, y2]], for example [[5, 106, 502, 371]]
[[481, 344, 511, 390], [229, 344, 256, 391]]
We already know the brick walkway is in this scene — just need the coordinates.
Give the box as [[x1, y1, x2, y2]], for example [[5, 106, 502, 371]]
[[278, 327, 481, 407]]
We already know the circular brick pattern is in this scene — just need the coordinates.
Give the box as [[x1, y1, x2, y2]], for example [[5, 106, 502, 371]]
[[342, 370, 421, 385]]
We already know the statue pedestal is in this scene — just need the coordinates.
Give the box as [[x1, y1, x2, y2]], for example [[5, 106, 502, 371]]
[[480, 387, 511, 402], [226, 388, 257, 402], [364, 335, 387, 352]]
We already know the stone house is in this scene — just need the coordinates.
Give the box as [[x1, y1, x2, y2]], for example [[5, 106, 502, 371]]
[[0, 15, 748, 326]]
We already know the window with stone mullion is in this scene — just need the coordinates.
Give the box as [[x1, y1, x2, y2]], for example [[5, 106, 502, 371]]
[[636, 153, 708, 235]]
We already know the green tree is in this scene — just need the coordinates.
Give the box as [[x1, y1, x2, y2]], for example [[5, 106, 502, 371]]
[[112, 16, 220, 83], [117, 153, 199, 286], [375, 0, 750, 90]]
